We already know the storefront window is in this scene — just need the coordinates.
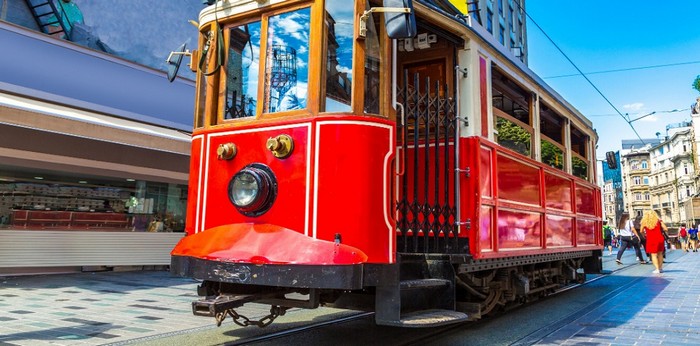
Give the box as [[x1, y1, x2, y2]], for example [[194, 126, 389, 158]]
[[0, 168, 186, 233]]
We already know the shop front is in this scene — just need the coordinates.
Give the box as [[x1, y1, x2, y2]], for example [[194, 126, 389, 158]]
[[0, 76, 191, 275]]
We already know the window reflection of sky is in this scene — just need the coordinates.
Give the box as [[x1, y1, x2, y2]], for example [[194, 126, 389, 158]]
[[324, 2, 354, 111], [326, 2, 354, 77], [266, 9, 310, 112], [242, 23, 261, 110]]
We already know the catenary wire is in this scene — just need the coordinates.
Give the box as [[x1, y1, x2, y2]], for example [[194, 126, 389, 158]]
[[511, 2, 645, 143], [544, 60, 700, 79]]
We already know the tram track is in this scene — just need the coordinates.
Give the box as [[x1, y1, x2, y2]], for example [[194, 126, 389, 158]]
[[220, 312, 375, 345], [396, 258, 645, 346]]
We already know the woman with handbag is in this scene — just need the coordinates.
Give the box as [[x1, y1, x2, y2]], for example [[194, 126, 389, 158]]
[[615, 212, 648, 265], [640, 210, 668, 274]]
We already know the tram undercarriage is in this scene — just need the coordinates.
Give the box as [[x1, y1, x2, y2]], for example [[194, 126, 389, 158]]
[[176, 250, 601, 327]]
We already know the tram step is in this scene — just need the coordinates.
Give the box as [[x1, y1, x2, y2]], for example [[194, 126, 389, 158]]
[[400, 278, 451, 290], [380, 309, 469, 327]]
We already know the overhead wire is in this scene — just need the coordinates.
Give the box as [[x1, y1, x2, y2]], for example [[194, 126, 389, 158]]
[[512, 2, 646, 143], [544, 61, 700, 79]]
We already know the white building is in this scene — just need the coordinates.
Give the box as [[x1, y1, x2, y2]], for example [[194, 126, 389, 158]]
[[649, 123, 695, 225]]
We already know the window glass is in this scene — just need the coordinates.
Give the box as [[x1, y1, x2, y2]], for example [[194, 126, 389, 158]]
[[323, 3, 353, 112], [572, 155, 588, 180], [496, 117, 530, 156], [541, 139, 563, 170], [570, 126, 588, 180], [264, 8, 310, 113], [363, 3, 381, 114], [492, 67, 531, 157], [224, 21, 261, 119]]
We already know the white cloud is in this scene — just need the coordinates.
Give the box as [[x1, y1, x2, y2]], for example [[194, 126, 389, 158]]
[[623, 103, 644, 111]]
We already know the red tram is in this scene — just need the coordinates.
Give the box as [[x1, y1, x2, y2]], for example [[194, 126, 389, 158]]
[[169, 0, 605, 327]]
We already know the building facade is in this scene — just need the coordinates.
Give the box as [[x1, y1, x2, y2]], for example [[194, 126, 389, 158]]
[[453, 0, 528, 63], [0, 1, 202, 274], [649, 123, 696, 226], [621, 149, 653, 219]]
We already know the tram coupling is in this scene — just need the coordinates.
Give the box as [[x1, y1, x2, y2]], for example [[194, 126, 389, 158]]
[[192, 294, 258, 317]]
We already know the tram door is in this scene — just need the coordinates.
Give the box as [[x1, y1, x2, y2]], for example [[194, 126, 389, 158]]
[[394, 32, 461, 255]]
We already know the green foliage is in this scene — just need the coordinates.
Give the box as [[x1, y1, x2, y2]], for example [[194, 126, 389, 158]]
[[541, 140, 563, 169], [496, 117, 531, 156], [572, 156, 588, 180], [693, 75, 700, 93]]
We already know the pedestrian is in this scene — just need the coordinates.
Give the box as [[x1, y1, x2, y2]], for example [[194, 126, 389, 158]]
[[678, 224, 689, 252], [616, 212, 648, 265], [640, 210, 668, 274], [602, 220, 613, 255], [689, 227, 699, 252]]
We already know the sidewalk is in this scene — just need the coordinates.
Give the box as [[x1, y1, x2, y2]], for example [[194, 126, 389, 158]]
[[0, 270, 270, 345], [0, 247, 695, 345], [537, 246, 700, 345]]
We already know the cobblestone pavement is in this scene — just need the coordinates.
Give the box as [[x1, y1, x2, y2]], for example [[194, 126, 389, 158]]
[[0, 246, 696, 345], [536, 247, 700, 345]]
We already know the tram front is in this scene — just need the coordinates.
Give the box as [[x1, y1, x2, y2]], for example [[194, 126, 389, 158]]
[[170, 0, 422, 327]]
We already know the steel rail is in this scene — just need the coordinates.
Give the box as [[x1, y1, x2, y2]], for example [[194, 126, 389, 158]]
[[222, 312, 375, 345]]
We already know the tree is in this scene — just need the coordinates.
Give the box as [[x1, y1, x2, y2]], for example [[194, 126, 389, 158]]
[[693, 75, 700, 93]]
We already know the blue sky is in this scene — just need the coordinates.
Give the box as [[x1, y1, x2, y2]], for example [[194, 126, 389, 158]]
[[524, 1, 700, 161]]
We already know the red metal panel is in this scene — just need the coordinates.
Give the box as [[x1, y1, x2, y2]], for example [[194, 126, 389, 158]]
[[480, 146, 492, 198], [497, 209, 541, 250], [575, 184, 596, 216], [463, 137, 602, 259], [546, 214, 573, 247], [315, 118, 395, 263], [496, 154, 541, 206], [576, 219, 596, 245], [200, 122, 311, 235], [479, 205, 493, 251], [171, 223, 368, 265], [544, 172, 572, 211], [185, 135, 203, 235]]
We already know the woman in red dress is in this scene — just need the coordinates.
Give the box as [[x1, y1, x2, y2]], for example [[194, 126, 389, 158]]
[[640, 210, 668, 274]]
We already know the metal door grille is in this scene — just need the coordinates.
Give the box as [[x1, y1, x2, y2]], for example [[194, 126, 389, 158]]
[[396, 71, 459, 254]]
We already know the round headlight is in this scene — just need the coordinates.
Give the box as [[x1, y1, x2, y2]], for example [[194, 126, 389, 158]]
[[228, 163, 277, 216]]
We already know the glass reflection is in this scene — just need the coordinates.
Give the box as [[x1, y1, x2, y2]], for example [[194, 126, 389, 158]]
[[541, 139, 563, 170], [324, 2, 353, 112], [264, 8, 310, 113], [572, 156, 588, 180], [546, 215, 572, 247], [363, 1, 381, 114], [496, 117, 530, 156], [225, 21, 261, 119], [497, 209, 541, 249]]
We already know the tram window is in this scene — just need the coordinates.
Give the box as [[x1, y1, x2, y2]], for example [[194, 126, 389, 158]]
[[495, 117, 531, 156], [492, 67, 531, 157], [540, 103, 565, 171], [263, 8, 310, 113], [323, 2, 353, 112], [363, 3, 382, 115], [541, 139, 563, 170], [571, 126, 589, 180], [224, 21, 261, 120]]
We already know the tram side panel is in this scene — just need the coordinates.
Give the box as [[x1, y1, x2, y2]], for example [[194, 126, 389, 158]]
[[460, 137, 601, 260]]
